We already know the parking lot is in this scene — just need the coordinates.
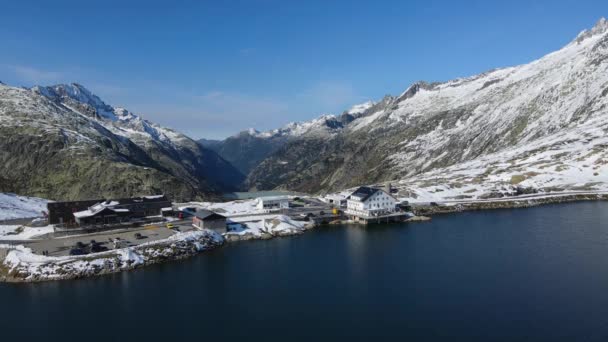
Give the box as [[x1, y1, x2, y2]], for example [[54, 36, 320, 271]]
[[25, 220, 197, 257]]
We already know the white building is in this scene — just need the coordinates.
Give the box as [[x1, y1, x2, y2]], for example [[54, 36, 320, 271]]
[[322, 192, 349, 208], [345, 186, 398, 218], [256, 196, 289, 212]]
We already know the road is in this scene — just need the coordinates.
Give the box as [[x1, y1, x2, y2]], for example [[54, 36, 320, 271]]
[[2, 219, 199, 257], [409, 190, 608, 206]]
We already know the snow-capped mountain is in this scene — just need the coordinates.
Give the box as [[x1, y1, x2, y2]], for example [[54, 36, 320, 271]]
[[199, 100, 376, 174], [246, 18, 608, 199], [0, 83, 243, 201], [31, 83, 188, 145]]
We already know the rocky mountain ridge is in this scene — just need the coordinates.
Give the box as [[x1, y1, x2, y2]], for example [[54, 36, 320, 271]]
[[244, 18, 608, 200], [199, 100, 376, 174], [0, 83, 243, 201]]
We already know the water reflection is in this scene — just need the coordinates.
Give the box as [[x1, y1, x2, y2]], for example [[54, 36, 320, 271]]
[[3, 202, 608, 341], [344, 225, 368, 279]]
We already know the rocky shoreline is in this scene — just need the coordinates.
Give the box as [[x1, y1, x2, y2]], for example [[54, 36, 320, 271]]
[[223, 224, 315, 242], [2, 193, 607, 283], [0, 230, 224, 283], [413, 193, 608, 216]]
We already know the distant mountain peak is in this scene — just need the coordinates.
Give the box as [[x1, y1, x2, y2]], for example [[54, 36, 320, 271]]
[[594, 17, 608, 31], [574, 17, 608, 43], [246, 128, 260, 135], [397, 81, 439, 102], [31, 83, 119, 121], [346, 100, 375, 114]]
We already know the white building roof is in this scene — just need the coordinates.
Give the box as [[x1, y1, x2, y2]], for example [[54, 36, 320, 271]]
[[257, 196, 289, 202], [73, 201, 129, 218]]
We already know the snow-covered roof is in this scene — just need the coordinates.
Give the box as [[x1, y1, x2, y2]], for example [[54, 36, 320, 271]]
[[193, 209, 226, 220], [73, 201, 130, 218], [257, 196, 289, 202], [144, 195, 165, 199]]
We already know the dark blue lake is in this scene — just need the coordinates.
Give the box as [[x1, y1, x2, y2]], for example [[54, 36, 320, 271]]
[[2, 202, 608, 341]]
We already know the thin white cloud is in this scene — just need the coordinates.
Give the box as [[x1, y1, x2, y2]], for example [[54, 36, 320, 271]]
[[128, 91, 291, 139], [298, 80, 362, 111], [193, 91, 289, 127], [87, 83, 132, 98], [9, 65, 66, 84]]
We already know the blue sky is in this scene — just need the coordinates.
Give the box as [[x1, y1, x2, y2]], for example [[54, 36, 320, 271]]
[[1, 0, 607, 139]]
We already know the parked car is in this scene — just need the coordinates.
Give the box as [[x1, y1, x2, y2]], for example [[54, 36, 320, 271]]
[[90, 243, 105, 253], [134, 232, 144, 240], [112, 238, 128, 249], [69, 248, 86, 256]]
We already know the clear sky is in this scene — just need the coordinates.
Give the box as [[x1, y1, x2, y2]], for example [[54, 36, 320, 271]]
[[1, 0, 607, 139]]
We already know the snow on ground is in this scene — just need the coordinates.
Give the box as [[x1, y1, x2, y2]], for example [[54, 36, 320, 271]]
[[392, 119, 608, 203], [0, 193, 49, 220], [226, 215, 308, 238], [180, 199, 263, 216], [347, 101, 374, 114], [2, 229, 223, 281], [179, 199, 310, 239], [0, 224, 54, 241]]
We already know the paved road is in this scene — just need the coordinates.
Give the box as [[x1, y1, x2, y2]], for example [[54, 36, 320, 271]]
[[0, 217, 41, 226], [10, 220, 198, 257]]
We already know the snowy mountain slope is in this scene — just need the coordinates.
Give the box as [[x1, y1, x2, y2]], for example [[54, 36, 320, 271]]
[[0, 83, 243, 201], [200, 100, 377, 174], [394, 117, 608, 202], [0, 193, 48, 220], [247, 18, 608, 196], [32, 84, 188, 146]]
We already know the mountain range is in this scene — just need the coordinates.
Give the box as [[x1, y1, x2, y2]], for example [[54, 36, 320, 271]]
[[0, 83, 243, 201], [207, 18, 608, 200], [2, 18, 608, 203]]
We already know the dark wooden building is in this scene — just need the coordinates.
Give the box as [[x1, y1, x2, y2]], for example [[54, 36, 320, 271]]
[[74, 206, 132, 226], [47, 199, 101, 225], [192, 209, 227, 232], [48, 195, 172, 225]]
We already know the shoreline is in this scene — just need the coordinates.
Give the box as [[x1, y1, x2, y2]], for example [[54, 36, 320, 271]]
[[2, 192, 608, 283], [0, 230, 223, 283], [412, 192, 608, 216]]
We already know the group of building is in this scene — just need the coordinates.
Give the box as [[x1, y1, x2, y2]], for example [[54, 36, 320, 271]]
[[324, 184, 407, 223], [47, 195, 172, 228], [46, 193, 294, 233], [45, 185, 404, 232], [191, 195, 290, 230]]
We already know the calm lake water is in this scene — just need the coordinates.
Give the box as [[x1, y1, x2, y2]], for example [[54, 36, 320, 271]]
[[2, 202, 608, 341]]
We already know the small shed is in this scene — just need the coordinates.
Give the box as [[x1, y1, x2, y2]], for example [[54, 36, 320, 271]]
[[192, 209, 227, 231], [161, 207, 175, 217]]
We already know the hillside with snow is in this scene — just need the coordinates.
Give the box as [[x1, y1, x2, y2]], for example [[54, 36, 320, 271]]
[[199, 100, 376, 174], [246, 18, 608, 200], [0, 193, 48, 221], [0, 83, 243, 201]]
